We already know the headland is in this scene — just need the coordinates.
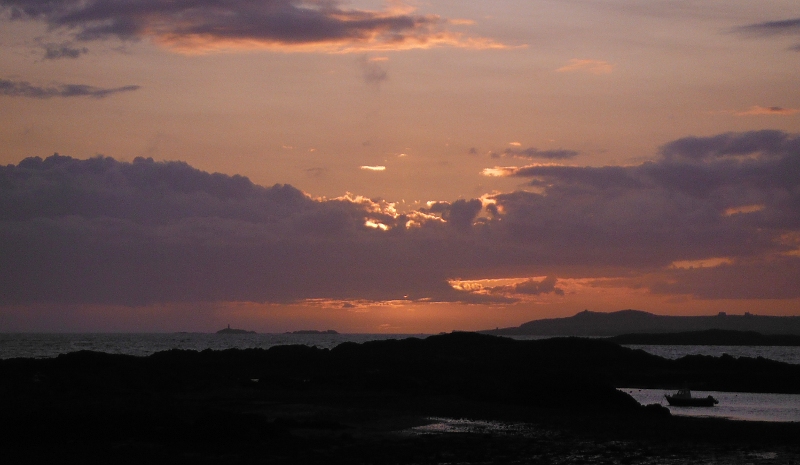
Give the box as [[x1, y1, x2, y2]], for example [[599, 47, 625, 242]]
[[482, 309, 800, 336]]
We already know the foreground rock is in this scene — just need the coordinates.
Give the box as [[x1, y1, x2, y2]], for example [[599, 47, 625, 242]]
[[1, 332, 798, 463]]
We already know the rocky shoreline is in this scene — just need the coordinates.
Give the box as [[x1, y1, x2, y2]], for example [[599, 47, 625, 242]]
[[2, 332, 798, 463]]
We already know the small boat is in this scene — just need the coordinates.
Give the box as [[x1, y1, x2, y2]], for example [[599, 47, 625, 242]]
[[665, 388, 718, 407]]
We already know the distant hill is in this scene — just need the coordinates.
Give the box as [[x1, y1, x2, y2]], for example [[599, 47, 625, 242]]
[[481, 310, 800, 337]]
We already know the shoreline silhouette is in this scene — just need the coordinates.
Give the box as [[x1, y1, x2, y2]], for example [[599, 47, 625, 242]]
[[2, 332, 798, 463]]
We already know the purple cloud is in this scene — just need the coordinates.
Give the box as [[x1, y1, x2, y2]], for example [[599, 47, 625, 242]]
[[0, 154, 489, 306], [484, 130, 800, 299], [0, 78, 139, 98], [487, 276, 565, 297], [422, 199, 483, 231], [1, 0, 504, 53], [503, 147, 579, 160], [733, 17, 800, 51], [734, 18, 800, 35], [2, 130, 799, 308], [43, 42, 89, 59]]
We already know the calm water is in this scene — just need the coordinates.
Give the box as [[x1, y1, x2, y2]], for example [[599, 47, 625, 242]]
[[2, 333, 799, 364], [0, 332, 427, 359], [621, 388, 800, 423], [622, 344, 800, 365], [507, 335, 800, 365]]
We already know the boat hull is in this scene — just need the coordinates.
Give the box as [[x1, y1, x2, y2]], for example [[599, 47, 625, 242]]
[[665, 395, 718, 407]]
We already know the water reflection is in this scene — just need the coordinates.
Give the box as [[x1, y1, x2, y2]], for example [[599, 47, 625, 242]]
[[621, 388, 800, 422]]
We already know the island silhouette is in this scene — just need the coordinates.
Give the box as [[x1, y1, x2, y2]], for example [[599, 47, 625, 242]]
[[216, 324, 256, 334]]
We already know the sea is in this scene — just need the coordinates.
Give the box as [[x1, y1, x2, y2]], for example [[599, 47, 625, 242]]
[[0, 332, 423, 359], [1, 332, 799, 423]]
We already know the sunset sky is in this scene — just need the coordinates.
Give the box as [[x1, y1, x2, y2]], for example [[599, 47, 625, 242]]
[[1, 0, 799, 333]]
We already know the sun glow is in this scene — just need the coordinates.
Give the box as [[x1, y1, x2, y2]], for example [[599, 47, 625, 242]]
[[724, 205, 765, 216], [735, 106, 800, 116], [481, 167, 515, 177], [556, 59, 613, 75], [670, 257, 734, 269], [365, 219, 389, 231]]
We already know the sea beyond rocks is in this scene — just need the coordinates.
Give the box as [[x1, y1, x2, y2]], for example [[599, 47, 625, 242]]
[[2, 332, 799, 463]]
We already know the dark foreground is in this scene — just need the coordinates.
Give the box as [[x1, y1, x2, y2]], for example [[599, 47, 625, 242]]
[[2, 332, 799, 464]]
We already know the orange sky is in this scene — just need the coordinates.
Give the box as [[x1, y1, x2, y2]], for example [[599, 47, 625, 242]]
[[1, 1, 799, 332]]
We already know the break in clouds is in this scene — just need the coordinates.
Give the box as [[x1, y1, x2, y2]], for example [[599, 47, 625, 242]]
[[0, 0, 502, 52], [1, 130, 799, 307]]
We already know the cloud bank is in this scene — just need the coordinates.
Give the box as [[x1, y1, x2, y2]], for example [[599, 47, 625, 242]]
[[2, 130, 799, 308], [0, 78, 139, 98], [482, 130, 800, 299], [1, 0, 506, 53]]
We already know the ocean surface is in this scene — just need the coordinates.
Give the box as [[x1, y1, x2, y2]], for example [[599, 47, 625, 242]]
[[621, 344, 800, 365], [2, 332, 800, 364], [0, 332, 426, 359], [506, 335, 800, 365], [621, 388, 800, 423]]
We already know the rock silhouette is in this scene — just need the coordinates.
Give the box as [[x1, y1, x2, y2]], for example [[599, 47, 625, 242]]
[[1, 332, 798, 463]]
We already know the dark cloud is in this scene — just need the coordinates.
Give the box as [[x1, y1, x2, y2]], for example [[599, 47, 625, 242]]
[[1, 0, 497, 52], [733, 17, 800, 51], [483, 130, 800, 299], [488, 276, 564, 297], [0, 78, 139, 98], [3, 131, 800, 307], [503, 147, 579, 160], [305, 167, 328, 178], [358, 56, 388, 85], [43, 42, 88, 59], [0, 154, 488, 306], [659, 130, 797, 161], [421, 199, 483, 230], [506, 130, 800, 200], [735, 18, 800, 35], [511, 165, 642, 190]]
